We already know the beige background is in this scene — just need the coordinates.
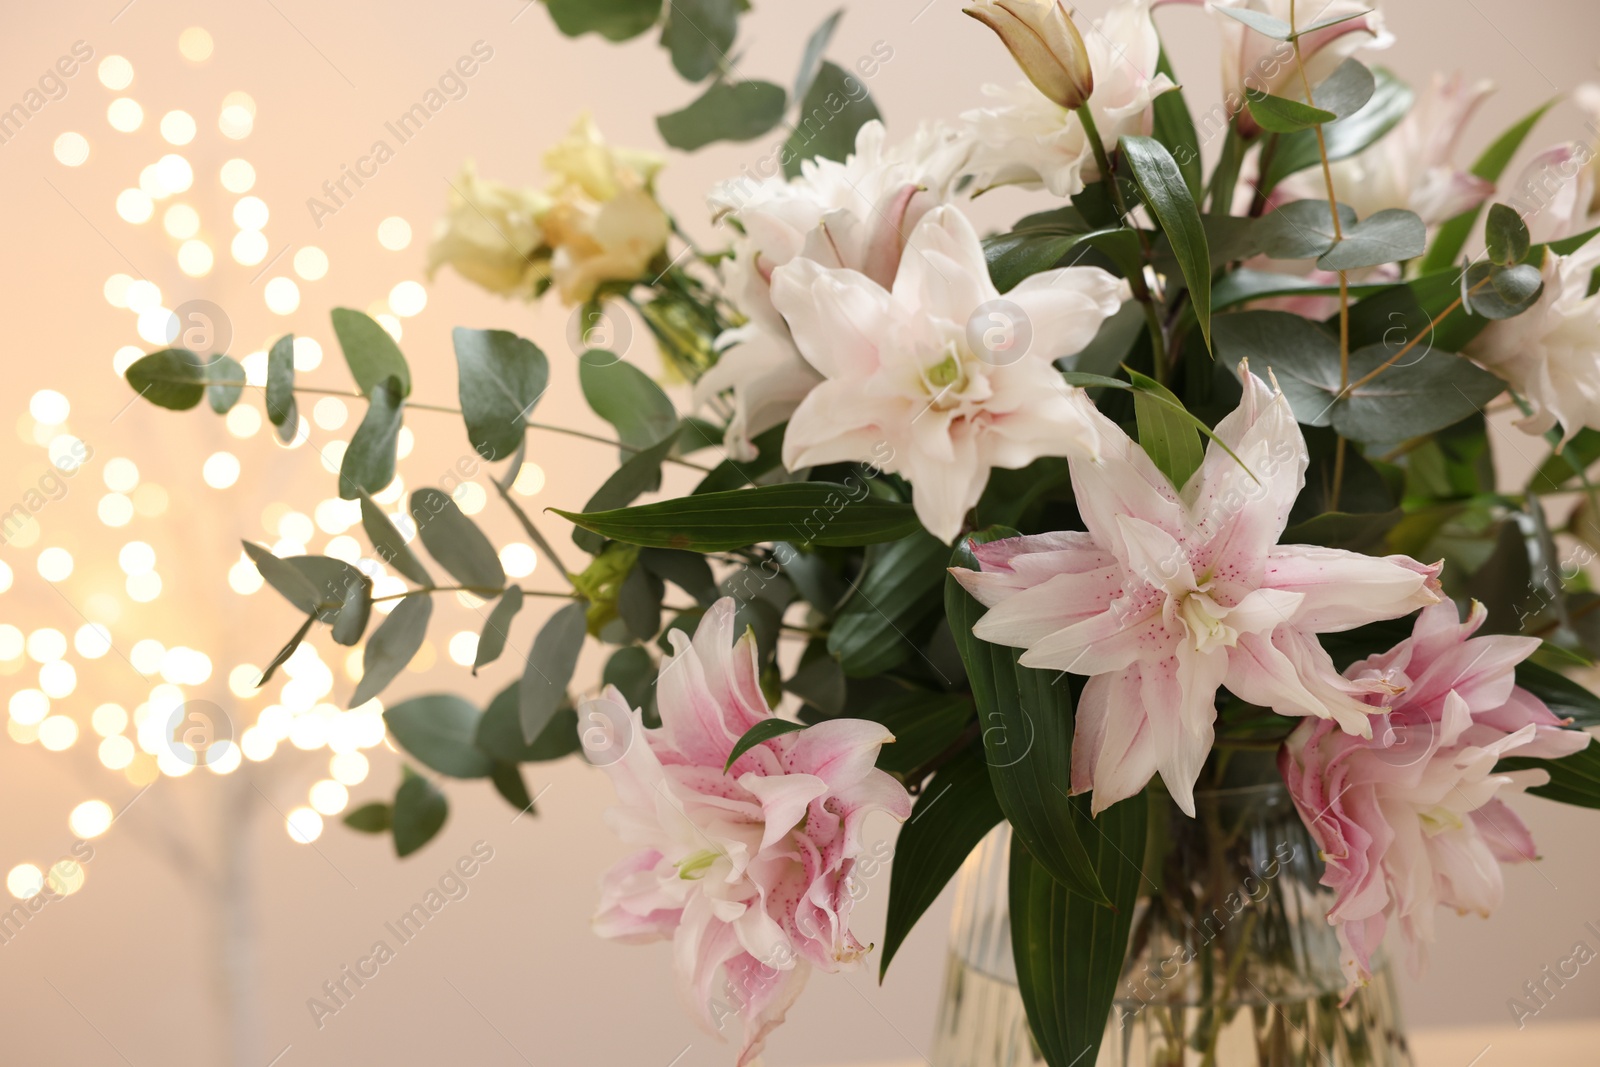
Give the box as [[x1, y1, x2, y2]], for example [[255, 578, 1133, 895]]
[[1, 1, 1598, 1065]]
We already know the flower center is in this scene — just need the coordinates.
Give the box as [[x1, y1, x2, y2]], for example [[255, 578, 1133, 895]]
[[920, 341, 979, 413], [1418, 805, 1464, 837], [1176, 590, 1238, 654], [676, 849, 720, 880]]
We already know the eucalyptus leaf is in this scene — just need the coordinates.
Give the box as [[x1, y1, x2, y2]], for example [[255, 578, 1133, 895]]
[[351, 596, 433, 708], [1305, 58, 1375, 119], [490, 761, 535, 813], [794, 9, 843, 100], [783, 61, 880, 179], [392, 771, 448, 857], [360, 493, 432, 586], [578, 350, 678, 456], [258, 614, 317, 688], [639, 548, 718, 606], [331, 576, 373, 647], [618, 560, 665, 641], [409, 488, 506, 593], [332, 308, 410, 398], [1245, 90, 1336, 134], [1423, 98, 1556, 273], [519, 600, 589, 745], [1485, 202, 1532, 266], [1214, 5, 1291, 37], [205, 355, 245, 414], [385, 694, 494, 779], [546, 0, 662, 41], [474, 587, 524, 673], [1258, 200, 1356, 260], [452, 327, 549, 462], [1317, 208, 1427, 271], [661, 0, 739, 81], [339, 376, 404, 500], [573, 427, 684, 554], [266, 334, 298, 441], [477, 682, 583, 763], [344, 803, 391, 834], [657, 79, 787, 150], [125, 350, 206, 411], [1263, 69, 1413, 192]]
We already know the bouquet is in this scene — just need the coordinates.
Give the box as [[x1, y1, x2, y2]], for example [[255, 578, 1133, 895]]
[[120, 0, 1600, 1063]]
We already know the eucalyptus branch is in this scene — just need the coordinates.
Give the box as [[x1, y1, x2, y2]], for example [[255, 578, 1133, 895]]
[[371, 585, 579, 604], [492, 476, 576, 584]]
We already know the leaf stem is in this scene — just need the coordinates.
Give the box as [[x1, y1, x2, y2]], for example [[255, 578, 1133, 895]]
[[371, 585, 579, 604]]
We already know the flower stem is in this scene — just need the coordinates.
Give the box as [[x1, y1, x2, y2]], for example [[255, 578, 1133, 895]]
[[371, 585, 579, 604]]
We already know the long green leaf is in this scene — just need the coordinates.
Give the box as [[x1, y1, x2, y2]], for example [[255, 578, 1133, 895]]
[[879, 743, 1003, 979], [351, 596, 433, 707], [556, 482, 922, 552], [1151, 50, 1201, 198], [409, 488, 505, 593], [1122, 135, 1211, 349], [1128, 368, 1203, 490], [1009, 794, 1146, 1067], [947, 532, 1108, 904], [519, 601, 589, 745], [724, 718, 808, 772], [339, 376, 404, 500], [828, 531, 949, 677], [1500, 743, 1600, 809], [474, 586, 525, 673], [1515, 662, 1600, 729]]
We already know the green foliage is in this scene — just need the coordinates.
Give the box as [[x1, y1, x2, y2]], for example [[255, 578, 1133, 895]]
[[724, 718, 808, 772], [658, 80, 788, 150], [1129, 369, 1204, 490], [385, 695, 495, 779], [452, 327, 549, 462], [1122, 135, 1211, 348], [392, 769, 449, 857], [332, 307, 410, 398], [782, 60, 881, 179], [661, 0, 739, 81], [409, 488, 506, 593], [546, 0, 662, 41], [125, 350, 207, 410], [266, 334, 298, 441], [519, 601, 589, 746], [827, 531, 948, 676], [474, 587, 524, 673], [352, 596, 433, 707], [1262, 69, 1413, 192], [339, 376, 404, 500]]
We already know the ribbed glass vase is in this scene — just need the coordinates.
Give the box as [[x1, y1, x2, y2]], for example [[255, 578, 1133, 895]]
[[931, 782, 1413, 1067]]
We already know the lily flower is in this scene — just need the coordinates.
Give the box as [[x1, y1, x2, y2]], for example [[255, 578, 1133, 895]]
[[953, 369, 1442, 815], [585, 598, 911, 1067], [770, 204, 1127, 543], [1281, 600, 1591, 990]]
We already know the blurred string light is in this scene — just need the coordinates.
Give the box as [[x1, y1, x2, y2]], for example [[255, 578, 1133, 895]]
[[3, 37, 461, 880]]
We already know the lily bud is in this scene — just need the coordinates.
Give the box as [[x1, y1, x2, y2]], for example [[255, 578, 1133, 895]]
[[964, 0, 1094, 110]]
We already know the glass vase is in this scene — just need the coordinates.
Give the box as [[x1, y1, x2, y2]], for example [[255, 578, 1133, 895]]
[[931, 781, 1413, 1067]]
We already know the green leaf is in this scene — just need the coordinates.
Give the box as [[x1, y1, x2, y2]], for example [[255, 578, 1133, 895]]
[[125, 349, 207, 410], [452, 327, 549, 462], [241, 541, 328, 616], [1500, 744, 1600, 809], [1213, 310, 1504, 439], [783, 61, 880, 179], [880, 743, 1003, 980], [1245, 90, 1337, 134], [1214, 5, 1291, 37], [490, 761, 534, 813], [794, 9, 843, 100], [339, 376, 404, 500], [1485, 203, 1532, 267], [556, 482, 922, 552], [1514, 661, 1600, 729], [331, 308, 410, 398], [573, 427, 685, 555], [856, 690, 974, 777], [658, 79, 787, 150], [351, 596, 432, 708], [359, 493, 432, 586], [724, 718, 808, 772], [258, 614, 317, 688], [639, 548, 717, 606], [579, 350, 678, 459], [1459, 261, 1544, 319], [603, 645, 659, 723], [1305, 58, 1376, 119], [618, 559, 664, 641], [692, 422, 787, 494], [476, 683, 582, 763], [266, 334, 298, 441], [662, 0, 738, 81], [520, 600, 589, 745], [344, 802, 392, 834], [1009, 795, 1146, 1067], [409, 488, 506, 593], [1317, 208, 1427, 271], [331, 576, 373, 647], [385, 694, 494, 779], [1258, 200, 1357, 260], [474, 587, 524, 673], [205, 355, 245, 414], [1129, 368, 1203, 490], [1263, 69, 1413, 192], [1121, 135, 1211, 349], [1423, 98, 1556, 273], [392, 771, 448, 857], [1280, 509, 1403, 551], [546, 0, 662, 41], [1151, 50, 1201, 198], [947, 532, 1108, 904], [984, 231, 1082, 294], [828, 531, 949, 676]]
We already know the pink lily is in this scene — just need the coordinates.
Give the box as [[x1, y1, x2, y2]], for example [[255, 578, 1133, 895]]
[[1281, 600, 1591, 990], [953, 368, 1442, 815], [585, 598, 912, 1066]]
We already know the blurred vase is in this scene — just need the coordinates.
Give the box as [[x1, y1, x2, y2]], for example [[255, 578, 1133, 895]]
[[931, 782, 1413, 1066]]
